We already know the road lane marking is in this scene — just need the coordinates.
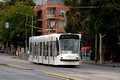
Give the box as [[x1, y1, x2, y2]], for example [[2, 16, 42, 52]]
[[0, 63, 33, 70], [42, 72, 81, 80], [42, 72, 67, 80]]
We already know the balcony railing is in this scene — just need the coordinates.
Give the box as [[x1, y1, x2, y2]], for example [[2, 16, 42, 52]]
[[37, 17, 42, 21], [46, 14, 55, 19]]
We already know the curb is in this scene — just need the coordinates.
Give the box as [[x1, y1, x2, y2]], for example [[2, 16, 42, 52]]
[[82, 62, 120, 67]]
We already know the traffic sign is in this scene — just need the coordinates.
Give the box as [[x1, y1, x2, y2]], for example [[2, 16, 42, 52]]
[[5, 22, 9, 28]]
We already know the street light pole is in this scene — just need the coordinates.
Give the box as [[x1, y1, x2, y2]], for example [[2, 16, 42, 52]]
[[16, 12, 33, 36], [26, 16, 28, 53], [16, 12, 34, 53], [32, 15, 33, 36], [5, 22, 9, 53]]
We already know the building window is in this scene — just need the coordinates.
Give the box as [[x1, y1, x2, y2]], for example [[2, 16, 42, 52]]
[[61, 0, 64, 2], [50, 21, 55, 29], [59, 9, 65, 17], [59, 21, 64, 28], [48, 0, 64, 2], [50, 9, 55, 14], [78, 0, 80, 2]]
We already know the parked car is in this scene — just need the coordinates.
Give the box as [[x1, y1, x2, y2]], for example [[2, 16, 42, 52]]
[[0, 48, 4, 53]]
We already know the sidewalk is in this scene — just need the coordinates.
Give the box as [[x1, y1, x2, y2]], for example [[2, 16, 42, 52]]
[[82, 60, 120, 67]]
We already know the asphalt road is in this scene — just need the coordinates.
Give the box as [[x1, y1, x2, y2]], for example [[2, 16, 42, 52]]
[[0, 53, 120, 80], [0, 65, 64, 80]]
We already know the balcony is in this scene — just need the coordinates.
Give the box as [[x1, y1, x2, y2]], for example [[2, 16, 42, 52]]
[[46, 14, 55, 19]]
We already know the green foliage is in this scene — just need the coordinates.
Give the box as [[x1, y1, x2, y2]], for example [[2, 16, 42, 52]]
[[64, 0, 90, 33], [0, 2, 5, 10], [89, 2, 120, 34], [64, 0, 120, 60], [6, 0, 36, 6], [0, 1, 35, 47], [88, 1, 120, 61], [64, 0, 93, 48]]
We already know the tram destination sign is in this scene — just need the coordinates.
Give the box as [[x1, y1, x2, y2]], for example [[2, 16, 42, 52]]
[[60, 35, 79, 39]]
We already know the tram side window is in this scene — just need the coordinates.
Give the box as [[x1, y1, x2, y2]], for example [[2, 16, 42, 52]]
[[43, 42, 48, 59], [45, 42, 48, 56], [40, 42, 42, 56], [35, 43, 36, 55], [35, 43, 39, 55], [33, 43, 35, 55], [54, 41, 57, 56], [30, 43, 32, 54], [56, 39, 59, 55], [47, 42, 49, 56], [50, 41, 56, 56], [53, 41, 57, 56], [43, 42, 45, 56], [37, 43, 40, 55], [50, 41, 52, 56], [32, 43, 34, 55]]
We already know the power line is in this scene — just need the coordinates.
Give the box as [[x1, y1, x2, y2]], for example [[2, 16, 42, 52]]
[[59, 6, 100, 8]]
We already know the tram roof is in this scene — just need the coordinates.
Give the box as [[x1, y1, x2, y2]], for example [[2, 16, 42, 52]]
[[29, 33, 81, 42], [29, 33, 81, 41], [30, 33, 81, 38]]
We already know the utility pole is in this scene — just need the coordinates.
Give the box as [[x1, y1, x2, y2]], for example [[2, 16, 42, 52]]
[[5, 22, 9, 53], [16, 12, 34, 55], [95, 34, 97, 63], [32, 15, 33, 36], [25, 16, 28, 53]]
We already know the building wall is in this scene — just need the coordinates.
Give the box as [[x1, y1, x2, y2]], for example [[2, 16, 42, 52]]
[[33, 0, 64, 6], [34, 2, 69, 35]]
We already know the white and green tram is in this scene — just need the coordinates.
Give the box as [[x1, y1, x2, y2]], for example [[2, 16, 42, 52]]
[[28, 33, 81, 66]]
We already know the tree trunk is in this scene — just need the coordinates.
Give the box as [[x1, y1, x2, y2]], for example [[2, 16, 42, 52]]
[[99, 33, 103, 63], [11, 44, 14, 54]]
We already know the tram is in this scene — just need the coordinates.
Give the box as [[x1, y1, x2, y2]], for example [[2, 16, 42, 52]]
[[28, 33, 81, 66]]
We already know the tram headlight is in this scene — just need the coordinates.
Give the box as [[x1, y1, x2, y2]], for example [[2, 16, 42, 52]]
[[60, 54, 63, 59], [76, 54, 79, 59], [76, 56, 79, 59], [61, 57, 63, 59]]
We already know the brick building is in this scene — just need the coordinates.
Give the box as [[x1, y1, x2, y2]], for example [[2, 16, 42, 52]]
[[34, 0, 69, 35]]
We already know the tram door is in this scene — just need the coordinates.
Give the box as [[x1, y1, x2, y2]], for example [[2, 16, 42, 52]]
[[43, 42, 49, 64], [33, 43, 39, 63], [39, 42, 42, 63]]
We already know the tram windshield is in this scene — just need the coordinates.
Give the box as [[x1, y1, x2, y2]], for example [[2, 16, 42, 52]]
[[60, 35, 79, 54]]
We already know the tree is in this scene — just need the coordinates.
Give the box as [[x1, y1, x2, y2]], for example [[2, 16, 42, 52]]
[[64, 0, 95, 48], [6, 0, 35, 6], [0, 1, 35, 48], [64, 0, 120, 62], [88, 0, 120, 63], [64, 0, 91, 33]]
